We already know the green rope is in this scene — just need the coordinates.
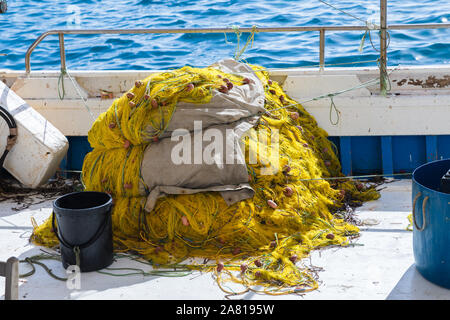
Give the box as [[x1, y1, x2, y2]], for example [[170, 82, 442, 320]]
[[58, 69, 66, 100], [18, 252, 195, 282], [270, 64, 399, 115], [235, 25, 258, 61], [224, 25, 258, 62], [97, 267, 192, 277], [328, 96, 341, 125], [19, 254, 68, 281]]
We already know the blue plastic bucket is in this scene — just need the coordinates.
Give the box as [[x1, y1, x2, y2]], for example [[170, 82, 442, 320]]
[[412, 158, 450, 288]]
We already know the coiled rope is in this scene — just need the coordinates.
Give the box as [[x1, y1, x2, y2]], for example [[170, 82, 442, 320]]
[[0, 104, 17, 167]]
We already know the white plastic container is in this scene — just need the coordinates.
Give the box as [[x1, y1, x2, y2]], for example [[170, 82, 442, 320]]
[[0, 80, 68, 188]]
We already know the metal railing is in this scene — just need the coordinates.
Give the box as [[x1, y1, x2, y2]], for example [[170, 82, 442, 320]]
[[24, 0, 450, 93]]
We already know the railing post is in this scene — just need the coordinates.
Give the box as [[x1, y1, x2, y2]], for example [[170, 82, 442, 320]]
[[4, 257, 19, 300], [380, 0, 388, 95], [319, 29, 325, 71], [59, 33, 67, 72]]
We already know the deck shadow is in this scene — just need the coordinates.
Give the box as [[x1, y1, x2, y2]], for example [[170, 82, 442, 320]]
[[386, 264, 450, 300], [3, 246, 194, 300]]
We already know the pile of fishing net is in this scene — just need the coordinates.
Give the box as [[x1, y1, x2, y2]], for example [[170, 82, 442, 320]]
[[31, 59, 379, 295]]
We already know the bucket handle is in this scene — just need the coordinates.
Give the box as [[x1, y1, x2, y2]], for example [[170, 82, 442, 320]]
[[51, 211, 111, 252], [412, 192, 429, 231]]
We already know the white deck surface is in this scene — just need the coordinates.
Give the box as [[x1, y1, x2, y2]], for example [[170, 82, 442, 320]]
[[1, 179, 449, 300]]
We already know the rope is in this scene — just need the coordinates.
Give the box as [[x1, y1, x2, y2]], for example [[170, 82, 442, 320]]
[[58, 68, 96, 121], [328, 96, 340, 125], [318, 0, 369, 25], [0, 105, 18, 167], [235, 25, 258, 61], [271, 63, 399, 119], [97, 267, 192, 277], [300, 59, 381, 69], [18, 251, 193, 282], [57, 69, 66, 100], [19, 253, 68, 281], [225, 25, 258, 62], [377, 57, 392, 95], [297, 172, 411, 182], [317, 0, 392, 97]]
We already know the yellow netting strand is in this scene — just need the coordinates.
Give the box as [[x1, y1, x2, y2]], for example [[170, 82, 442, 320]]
[[30, 62, 380, 295]]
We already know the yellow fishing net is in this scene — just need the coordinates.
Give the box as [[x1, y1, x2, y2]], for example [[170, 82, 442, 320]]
[[31, 63, 380, 295]]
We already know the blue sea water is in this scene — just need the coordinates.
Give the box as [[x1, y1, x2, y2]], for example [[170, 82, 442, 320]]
[[0, 0, 449, 71]]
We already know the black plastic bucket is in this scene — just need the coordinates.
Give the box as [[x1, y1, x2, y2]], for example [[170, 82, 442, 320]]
[[52, 191, 114, 272]]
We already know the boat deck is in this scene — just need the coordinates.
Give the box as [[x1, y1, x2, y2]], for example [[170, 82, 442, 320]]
[[1, 179, 449, 300]]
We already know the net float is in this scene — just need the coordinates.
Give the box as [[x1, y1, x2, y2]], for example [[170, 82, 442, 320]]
[[243, 77, 251, 84], [226, 81, 233, 90], [255, 271, 262, 278], [217, 74, 222, 78], [355, 182, 364, 191], [155, 246, 163, 253], [279, 95, 285, 102], [129, 101, 136, 108], [101, 178, 108, 183], [267, 199, 278, 209], [290, 112, 299, 120], [232, 247, 241, 255], [181, 215, 190, 226], [269, 89, 276, 94], [124, 183, 133, 189], [296, 125, 303, 132], [283, 186, 294, 197], [135, 80, 143, 88], [144, 94, 150, 100], [303, 143, 309, 148], [283, 164, 291, 173], [323, 147, 329, 153], [151, 99, 158, 109], [185, 83, 195, 92], [126, 92, 135, 99], [326, 233, 335, 240], [254, 259, 262, 267], [268, 79, 273, 85], [108, 122, 116, 129], [223, 78, 230, 83], [289, 254, 298, 263], [218, 85, 228, 94], [324, 160, 331, 167], [153, 136, 159, 143], [217, 262, 224, 273], [240, 264, 248, 273], [270, 240, 277, 248], [123, 140, 131, 148]]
